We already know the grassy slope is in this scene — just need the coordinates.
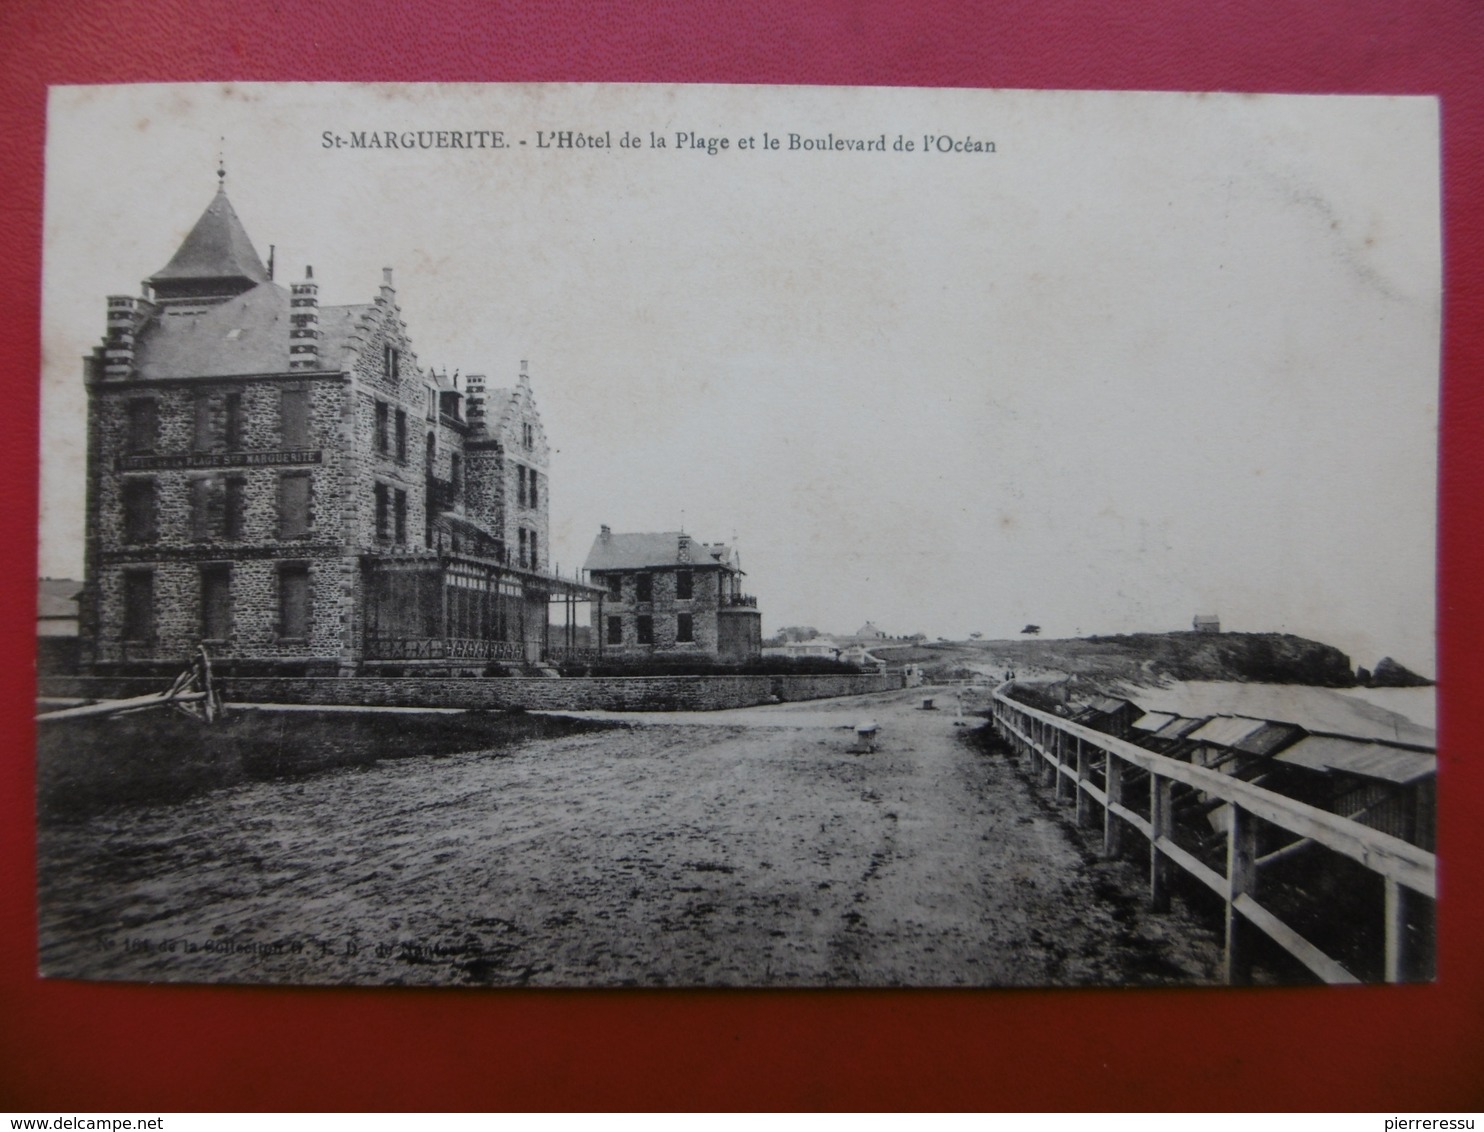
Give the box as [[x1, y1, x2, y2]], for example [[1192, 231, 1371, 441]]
[[875, 631, 1357, 689]]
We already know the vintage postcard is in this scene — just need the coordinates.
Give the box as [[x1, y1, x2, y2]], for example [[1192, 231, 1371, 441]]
[[36, 83, 1439, 987]]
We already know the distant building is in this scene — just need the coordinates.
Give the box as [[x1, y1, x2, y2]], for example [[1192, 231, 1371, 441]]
[[856, 621, 887, 639], [1193, 613, 1221, 633], [583, 528, 762, 662], [763, 637, 840, 661]]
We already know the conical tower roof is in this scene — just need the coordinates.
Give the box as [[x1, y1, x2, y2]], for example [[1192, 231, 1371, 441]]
[[148, 183, 270, 300]]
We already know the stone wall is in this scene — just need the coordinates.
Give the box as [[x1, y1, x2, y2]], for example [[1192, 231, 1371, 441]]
[[40, 671, 906, 712]]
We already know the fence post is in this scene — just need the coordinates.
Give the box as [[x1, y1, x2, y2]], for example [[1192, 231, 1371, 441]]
[[1384, 878, 1410, 984], [1075, 737, 1092, 826], [1224, 803, 1260, 985], [1150, 773, 1173, 912], [1104, 753, 1124, 858], [1054, 728, 1070, 801]]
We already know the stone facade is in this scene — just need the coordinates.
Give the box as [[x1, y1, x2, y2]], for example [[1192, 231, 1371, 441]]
[[80, 179, 598, 675], [583, 528, 763, 662]]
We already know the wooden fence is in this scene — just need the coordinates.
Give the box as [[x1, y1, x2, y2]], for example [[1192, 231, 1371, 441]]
[[990, 686, 1436, 984]]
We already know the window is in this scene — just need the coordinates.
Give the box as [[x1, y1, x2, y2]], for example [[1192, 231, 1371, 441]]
[[607, 616, 622, 645], [280, 387, 310, 449], [122, 570, 154, 641], [528, 531, 538, 570], [224, 392, 243, 450], [224, 477, 246, 540], [395, 409, 408, 462], [375, 400, 389, 454], [636, 573, 653, 602], [607, 574, 622, 600], [677, 613, 693, 643], [637, 615, 653, 645], [517, 466, 527, 508], [676, 570, 692, 600], [125, 398, 156, 454], [425, 431, 436, 470], [374, 482, 390, 541], [190, 478, 212, 540], [530, 471, 539, 510], [279, 473, 311, 539], [201, 566, 231, 640], [523, 421, 534, 449], [122, 479, 156, 543], [279, 565, 310, 640], [384, 344, 400, 383], [518, 527, 527, 567], [193, 392, 213, 452], [394, 488, 407, 545]]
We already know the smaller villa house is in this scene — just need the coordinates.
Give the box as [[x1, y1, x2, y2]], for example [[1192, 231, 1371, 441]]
[[583, 527, 762, 662]]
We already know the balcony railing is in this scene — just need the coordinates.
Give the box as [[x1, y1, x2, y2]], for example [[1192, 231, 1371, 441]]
[[427, 477, 458, 512], [364, 636, 526, 662], [722, 593, 758, 608]]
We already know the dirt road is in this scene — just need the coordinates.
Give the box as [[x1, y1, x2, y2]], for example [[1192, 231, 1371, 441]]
[[38, 686, 1221, 986]]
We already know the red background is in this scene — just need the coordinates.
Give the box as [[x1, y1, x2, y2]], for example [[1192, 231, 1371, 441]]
[[2, 0, 1481, 1111]]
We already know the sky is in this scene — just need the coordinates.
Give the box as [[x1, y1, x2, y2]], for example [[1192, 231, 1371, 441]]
[[39, 84, 1441, 675]]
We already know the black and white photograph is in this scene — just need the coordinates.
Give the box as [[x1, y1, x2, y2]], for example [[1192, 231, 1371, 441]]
[[35, 82, 1440, 988]]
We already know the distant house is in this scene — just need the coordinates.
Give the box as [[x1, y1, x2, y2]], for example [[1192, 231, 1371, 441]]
[[1193, 613, 1221, 633], [856, 621, 887, 639], [583, 527, 762, 662], [763, 637, 840, 661], [838, 643, 885, 670]]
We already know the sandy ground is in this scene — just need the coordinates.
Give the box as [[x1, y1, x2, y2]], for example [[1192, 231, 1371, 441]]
[[38, 685, 1222, 987]]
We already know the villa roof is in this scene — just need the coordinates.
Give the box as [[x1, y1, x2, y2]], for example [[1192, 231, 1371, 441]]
[[584, 531, 739, 572], [149, 186, 270, 292], [132, 285, 377, 379]]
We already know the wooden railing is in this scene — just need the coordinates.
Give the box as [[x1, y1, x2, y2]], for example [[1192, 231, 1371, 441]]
[[990, 686, 1436, 984]]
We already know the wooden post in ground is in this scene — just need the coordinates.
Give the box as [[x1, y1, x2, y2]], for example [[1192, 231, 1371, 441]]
[[1075, 737, 1092, 826], [1150, 774, 1173, 912], [1384, 878, 1410, 984], [1104, 754, 1124, 858], [1053, 727, 1068, 801], [1224, 803, 1260, 985]]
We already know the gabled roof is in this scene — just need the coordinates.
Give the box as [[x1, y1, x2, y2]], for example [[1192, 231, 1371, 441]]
[[1187, 715, 1273, 749], [149, 186, 270, 295], [132, 286, 375, 379], [1150, 715, 1208, 742], [1132, 710, 1179, 733], [1275, 734, 1435, 785], [584, 531, 739, 572]]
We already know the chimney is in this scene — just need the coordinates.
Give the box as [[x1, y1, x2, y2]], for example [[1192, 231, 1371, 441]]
[[289, 265, 320, 370], [600, 525, 611, 541], [378, 267, 395, 304], [103, 295, 139, 378]]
